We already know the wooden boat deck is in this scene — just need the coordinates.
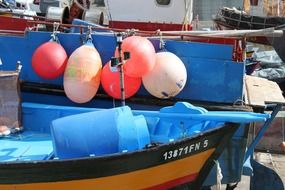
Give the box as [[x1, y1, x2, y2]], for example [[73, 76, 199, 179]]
[[244, 75, 285, 108]]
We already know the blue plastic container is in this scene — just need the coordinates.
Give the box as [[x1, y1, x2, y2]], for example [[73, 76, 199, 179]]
[[50, 106, 150, 159]]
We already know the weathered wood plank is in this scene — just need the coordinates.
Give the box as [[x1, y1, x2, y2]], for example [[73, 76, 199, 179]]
[[245, 75, 285, 107], [0, 71, 20, 129]]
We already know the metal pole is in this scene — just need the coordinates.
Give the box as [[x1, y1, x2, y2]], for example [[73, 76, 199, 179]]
[[117, 33, 125, 106]]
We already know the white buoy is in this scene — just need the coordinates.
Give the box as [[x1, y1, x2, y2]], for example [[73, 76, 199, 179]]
[[142, 52, 187, 99]]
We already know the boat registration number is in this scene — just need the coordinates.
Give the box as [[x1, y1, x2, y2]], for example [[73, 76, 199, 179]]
[[163, 139, 208, 160]]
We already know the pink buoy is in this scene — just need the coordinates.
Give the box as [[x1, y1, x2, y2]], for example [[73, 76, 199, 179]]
[[115, 36, 156, 77], [63, 43, 102, 103], [101, 62, 142, 99], [32, 41, 68, 80], [142, 52, 187, 99]]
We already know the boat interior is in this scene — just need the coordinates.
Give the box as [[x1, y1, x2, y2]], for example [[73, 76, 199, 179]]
[[0, 101, 220, 162], [0, 98, 268, 163]]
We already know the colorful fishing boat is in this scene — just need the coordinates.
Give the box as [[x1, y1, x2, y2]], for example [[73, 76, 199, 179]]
[[0, 70, 269, 190], [0, 25, 282, 189]]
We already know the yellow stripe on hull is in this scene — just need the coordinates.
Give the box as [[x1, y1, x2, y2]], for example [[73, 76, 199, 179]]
[[0, 148, 215, 190]]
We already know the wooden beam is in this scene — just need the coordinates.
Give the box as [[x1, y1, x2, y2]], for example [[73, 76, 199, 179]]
[[245, 75, 285, 107]]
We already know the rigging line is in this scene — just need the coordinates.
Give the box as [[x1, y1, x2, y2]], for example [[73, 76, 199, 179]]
[[281, 110, 285, 142], [105, 0, 112, 24], [182, 0, 192, 31]]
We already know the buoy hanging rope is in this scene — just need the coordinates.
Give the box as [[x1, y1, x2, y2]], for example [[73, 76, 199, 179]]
[[280, 114, 285, 152], [50, 22, 60, 43], [84, 26, 93, 44], [157, 30, 165, 51]]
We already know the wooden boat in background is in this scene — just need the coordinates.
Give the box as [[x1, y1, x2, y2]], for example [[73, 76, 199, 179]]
[[213, 7, 285, 45], [214, 0, 285, 30], [214, 7, 285, 30], [213, 6, 285, 65]]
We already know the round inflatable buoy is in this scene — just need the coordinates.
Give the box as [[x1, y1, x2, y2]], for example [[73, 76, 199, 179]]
[[115, 36, 156, 78], [101, 62, 141, 99], [32, 41, 68, 80], [63, 43, 102, 103], [142, 52, 187, 99]]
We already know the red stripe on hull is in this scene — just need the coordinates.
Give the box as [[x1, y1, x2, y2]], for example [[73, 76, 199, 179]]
[[145, 173, 198, 190], [0, 16, 27, 31], [109, 20, 192, 31]]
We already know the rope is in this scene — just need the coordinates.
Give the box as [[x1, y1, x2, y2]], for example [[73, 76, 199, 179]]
[[50, 22, 60, 43], [25, 19, 280, 43], [281, 110, 285, 142], [213, 160, 222, 190], [181, 0, 193, 31], [105, 0, 112, 24], [84, 25, 93, 43]]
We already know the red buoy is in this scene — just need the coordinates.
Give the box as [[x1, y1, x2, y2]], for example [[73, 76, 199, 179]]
[[32, 41, 68, 80], [101, 62, 142, 99], [115, 36, 156, 77]]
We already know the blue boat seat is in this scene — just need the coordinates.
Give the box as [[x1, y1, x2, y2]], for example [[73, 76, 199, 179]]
[[143, 102, 224, 143], [0, 131, 53, 162]]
